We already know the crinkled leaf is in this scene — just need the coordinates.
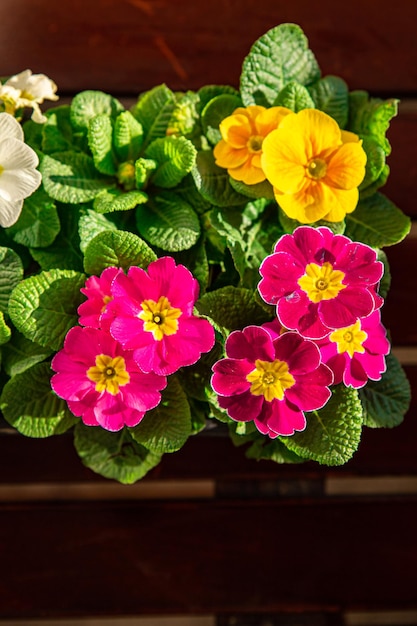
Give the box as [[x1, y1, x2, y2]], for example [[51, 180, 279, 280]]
[[273, 81, 315, 112], [229, 177, 275, 201], [192, 150, 248, 207], [130, 377, 192, 454], [173, 236, 210, 294], [196, 286, 270, 333], [70, 90, 124, 133], [308, 75, 349, 127], [348, 91, 399, 155], [6, 187, 60, 248], [0, 247, 24, 313], [167, 90, 200, 137], [360, 164, 390, 199], [360, 353, 411, 428], [93, 188, 148, 214], [245, 436, 306, 464], [74, 423, 162, 484], [0, 362, 77, 437], [377, 248, 391, 299], [135, 158, 157, 189], [201, 93, 243, 144], [136, 192, 200, 252], [43, 105, 75, 153], [113, 110, 144, 162], [145, 135, 197, 188], [131, 84, 176, 149], [78, 208, 118, 253], [345, 193, 411, 247], [2, 331, 53, 376], [281, 385, 363, 466], [30, 204, 83, 271], [41, 151, 114, 204], [88, 114, 117, 175], [240, 23, 321, 107], [8, 269, 86, 351], [83, 229, 156, 275], [359, 136, 386, 191], [197, 85, 240, 113], [0, 311, 11, 345]]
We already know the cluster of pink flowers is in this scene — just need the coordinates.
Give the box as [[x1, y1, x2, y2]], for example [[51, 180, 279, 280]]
[[211, 226, 390, 438], [51, 257, 215, 431]]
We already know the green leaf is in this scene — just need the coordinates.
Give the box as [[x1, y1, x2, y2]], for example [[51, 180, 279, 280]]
[[240, 23, 321, 107], [78, 208, 118, 253], [136, 192, 200, 252], [113, 110, 144, 162], [192, 150, 248, 207], [88, 114, 117, 175], [281, 385, 363, 466], [167, 90, 200, 137], [308, 75, 349, 127], [93, 188, 148, 214], [245, 436, 306, 464], [173, 236, 210, 294], [6, 187, 60, 248], [197, 85, 240, 113], [8, 269, 86, 351], [359, 136, 386, 191], [377, 248, 391, 299], [196, 286, 270, 333], [201, 93, 243, 144], [229, 177, 275, 201], [360, 353, 411, 428], [145, 136, 197, 188], [348, 91, 399, 155], [274, 81, 315, 111], [0, 247, 24, 313], [1, 331, 53, 376], [43, 105, 75, 152], [74, 423, 162, 484], [130, 84, 176, 149], [344, 193, 411, 247], [41, 151, 114, 204], [70, 90, 124, 133], [0, 362, 77, 437], [130, 377, 192, 454], [83, 229, 157, 275], [0, 311, 11, 345]]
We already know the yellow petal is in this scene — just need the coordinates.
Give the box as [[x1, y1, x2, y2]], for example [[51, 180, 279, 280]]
[[219, 113, 252, 148], [254, 106, 292, 136], [276, 182, 330, 223], [321, 186, 359, 221], [261, 127, 306, 193], [214, 140, 249, 169], [325, 141, 367, 189], [280, 108, 343, 159], [229, 157, 266, 185]]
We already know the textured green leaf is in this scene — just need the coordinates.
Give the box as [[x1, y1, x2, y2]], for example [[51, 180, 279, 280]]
[[83, 229, 156, 275], [197, 85, 240, 113], [377, 249, 391, 299], [43, 105, 75, 153], [41, 151, 114, 203], [1, 331, 53, 377], [245, 436, 306, 464], [282, 385, 363, 466], [74, 423, 162, 484], [229, 177, 275, 201], [70, 90, 124, 132], [93, 188, 148, 214], [0, 362, 77, 437], [130, 377, 192, 454], [274, 81, 315, 111], [196, 286, 270, 332], [88, 114, 117, 175], [192, 150, 248, 207], [240, 23, 321, 107], [308, 75, 349, 127], [0, 247, 24, 313], [145, 136, 197, 188], [6, 187, 60, 248], [345, 193, 411, 247], [360, 353, 411, 428], [131, 84, 176, 149], [136, 192, 200, 252], [173, 236, 210, 294], [359, 136, 386, 191], [201, 93, 243, 144], [348, 91, 399, 155], [113, 110, 144, 162], [167, 90, 200, 137], [8, 269, 86, 350], [0, 311, 11, 345], [78, 208, 118, 253]]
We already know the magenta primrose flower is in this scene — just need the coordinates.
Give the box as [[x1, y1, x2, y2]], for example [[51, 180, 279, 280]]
[[109, 256, 215, 376], [211, 325, 333, 438], [51, 326, 166, 431], [78, 266, 122, 331], [317, 309, 390, 388], [258, 226, 384, 339]]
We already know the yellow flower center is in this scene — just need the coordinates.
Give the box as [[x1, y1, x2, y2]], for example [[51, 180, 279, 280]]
[[329, 321, 368, 358], [117, 161, 136, 190], [298, 261, 346, 303], [246, 358, 295, 402], [138, 295, 182, 341], [247, 135, 264, 153], [307, 157, 328, 179], [87, 354, 130, 395]]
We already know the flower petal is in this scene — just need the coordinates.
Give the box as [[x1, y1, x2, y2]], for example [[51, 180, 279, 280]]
[[0, 196, 23, 227], [325, 141, 367, 189], [211, 358, 253, 396], [0, 112, 23, 140]]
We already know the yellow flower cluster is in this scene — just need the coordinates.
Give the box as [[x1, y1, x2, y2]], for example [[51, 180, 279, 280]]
[[214, 106, 367, 223]]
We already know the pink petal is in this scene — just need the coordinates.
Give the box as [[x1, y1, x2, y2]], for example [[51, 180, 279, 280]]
[[277, 296, 330, 339], [319, 287, 375, 329], [211, 358, 253, 396], [225, 326, 275, 362], [258, 252, 304, 304], [286, 365, 333, 411], [260, 398, 306, 436], [218, 390, 264, 422], [274, 332, 321, 374]]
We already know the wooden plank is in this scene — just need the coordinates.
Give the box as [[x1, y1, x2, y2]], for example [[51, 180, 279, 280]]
[[0, 497, 416, 618], [1, 0, 417, 95]]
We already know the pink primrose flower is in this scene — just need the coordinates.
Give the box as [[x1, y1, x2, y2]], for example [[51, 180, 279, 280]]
[[211, 325, 333, 438], [317, 309, 390, 388], [109, 256, 215, 376], [258, 226, 384, 339], [78, 266, 122, 331], [51, 326, 166, 431]]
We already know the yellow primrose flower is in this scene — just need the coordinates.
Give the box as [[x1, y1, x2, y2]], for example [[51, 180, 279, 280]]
[[261, 109, 367, 223], [213, 105, 292, 185]]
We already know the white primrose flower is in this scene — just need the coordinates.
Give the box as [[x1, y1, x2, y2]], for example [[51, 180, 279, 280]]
[[0, 112, 42, 227], [0, 69, 58, 123]]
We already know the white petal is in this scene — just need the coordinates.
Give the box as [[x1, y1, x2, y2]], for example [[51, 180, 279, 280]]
[[0, 168, 41, 201], [0, 137, 39, 169], [0, 113, 24, 141], [4, 69, 32, 91], [0, 196, 23, 227]]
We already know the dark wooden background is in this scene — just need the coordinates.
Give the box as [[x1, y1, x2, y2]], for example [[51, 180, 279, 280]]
[[0, 1, 416, 624]]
